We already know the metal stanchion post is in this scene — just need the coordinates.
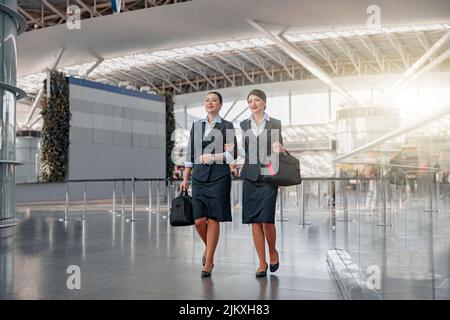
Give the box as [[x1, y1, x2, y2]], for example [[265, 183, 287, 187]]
[[157, 180, 161, 214], [83, 182, 87, 219], [167, 181, 171, 214], [318, 181, 321, 209], [59, 183, 72, 222], [127, 177, 139, 222], [442, 181, 447, 216], [277, 188, 280, 211], [425, 172, 439, 214], [298, 182, 310, 226], [378, 165, 393, 227], [148, 181, 153, 213], [338, 178, 350, 222], [79, 182, 90, 221], [132, 178, 135, 218], [299, 183, 304, 224], [331, 180, 336, 209], [119, 180, 125, 217], [239, 180, 242, 208], [356, 174, 360, 224], [328, 180, 331, 209], [277, 187, 288, 222], [66, 183, 70, 219], [231, 180, 236, 208], [415, 178, 418, 200], [388, 178, 393, 221], [405, 176, 409, 206], [436, 178, 441, 214], [112, 180, 116, 214], [296, 184, 299, 206], [328, 180, 336, 247], [404, 176, 409, 239], [236, 180, 239, 207], [280, 188, 283, 214]]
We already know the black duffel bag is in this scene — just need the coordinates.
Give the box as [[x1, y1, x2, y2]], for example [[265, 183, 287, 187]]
[[261, 151, 302, 186], [170, 190, 194, 226]]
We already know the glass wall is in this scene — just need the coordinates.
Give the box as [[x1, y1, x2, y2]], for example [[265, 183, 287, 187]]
[[176, 85, 450, 128], [175, 83, 450, 181], [332, 104, 450, 299]]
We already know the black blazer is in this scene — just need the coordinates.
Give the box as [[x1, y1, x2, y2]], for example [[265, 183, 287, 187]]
[[187, 118, 238, 182], [239, 117, 283, 182]]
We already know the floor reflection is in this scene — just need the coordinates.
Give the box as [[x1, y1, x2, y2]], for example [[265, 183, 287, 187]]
[[201, 277, 214, 299]]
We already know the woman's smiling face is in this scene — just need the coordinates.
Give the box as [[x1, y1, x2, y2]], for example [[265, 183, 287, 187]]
[[248, 94, 266, 114], [204, 93, 222, 114]]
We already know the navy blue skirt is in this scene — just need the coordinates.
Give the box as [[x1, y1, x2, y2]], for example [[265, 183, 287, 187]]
[[242, 178, 278, 224], [192, 175, 232, 222]]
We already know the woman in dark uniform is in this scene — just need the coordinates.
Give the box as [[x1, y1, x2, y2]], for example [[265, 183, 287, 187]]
[[180, 92, 237, 278], [239, 89, 285, 277]]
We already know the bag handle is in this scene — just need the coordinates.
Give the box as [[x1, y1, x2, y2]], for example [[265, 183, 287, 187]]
[[264, 148, 290, 166]]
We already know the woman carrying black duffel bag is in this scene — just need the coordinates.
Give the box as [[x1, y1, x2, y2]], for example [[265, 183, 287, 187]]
[[180, 91, 237, 278], [234, 89, 289, 278]]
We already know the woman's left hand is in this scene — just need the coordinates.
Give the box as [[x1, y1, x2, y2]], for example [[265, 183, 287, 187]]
[[272, 142, 286, 154], [199, 154, 215, 164]]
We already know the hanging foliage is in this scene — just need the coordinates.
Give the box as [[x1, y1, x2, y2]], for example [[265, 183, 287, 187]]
[[40, 71, 71, 182], [165, 92, 175, 181]]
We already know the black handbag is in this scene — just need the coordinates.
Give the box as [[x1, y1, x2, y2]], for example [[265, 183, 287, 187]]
[[261, 151, 302, 186], [170, 190, 194, 226]]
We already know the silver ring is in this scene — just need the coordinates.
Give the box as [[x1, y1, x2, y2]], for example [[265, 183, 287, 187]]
[[0, 81, 27, 100]]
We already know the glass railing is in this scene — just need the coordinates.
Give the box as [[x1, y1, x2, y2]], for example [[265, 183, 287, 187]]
[[330, 104, 450, 299]]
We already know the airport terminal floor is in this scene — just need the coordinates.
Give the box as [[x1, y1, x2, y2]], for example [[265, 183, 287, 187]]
[[1, 199, 343, 300], [1, 183, 449, 300]]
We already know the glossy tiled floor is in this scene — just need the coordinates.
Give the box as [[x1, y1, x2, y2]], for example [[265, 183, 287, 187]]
[[0, 200, 343, 300]]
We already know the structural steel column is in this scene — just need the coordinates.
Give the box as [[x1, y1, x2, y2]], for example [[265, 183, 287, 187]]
[[0, 0, 26, 238]]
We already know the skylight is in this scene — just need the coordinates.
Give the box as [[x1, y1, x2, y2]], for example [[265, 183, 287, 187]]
[[17, 23, 450, 96]]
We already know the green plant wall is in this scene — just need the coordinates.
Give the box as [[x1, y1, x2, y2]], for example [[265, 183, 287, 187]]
[[40, 71, 71, 182], [165, 92, 175, 181]]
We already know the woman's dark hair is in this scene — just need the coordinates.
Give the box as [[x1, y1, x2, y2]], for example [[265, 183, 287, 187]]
[[247, 89, 267, 103], [207, 91, 223, 105]]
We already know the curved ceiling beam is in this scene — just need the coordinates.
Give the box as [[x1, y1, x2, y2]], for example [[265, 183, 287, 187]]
[[247, 19, 362, 106], [17, 0, 450, 78]]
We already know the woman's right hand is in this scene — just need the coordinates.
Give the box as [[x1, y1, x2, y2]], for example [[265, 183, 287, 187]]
[[180, 179, 189, 192], [224, 143, 235, 152]]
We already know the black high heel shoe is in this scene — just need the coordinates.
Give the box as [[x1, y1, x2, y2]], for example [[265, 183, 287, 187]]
[[201, 264, 214, 278], [270, 251, 279, 273], [202, 255, 206, 266], [255, 264, 268, 278]]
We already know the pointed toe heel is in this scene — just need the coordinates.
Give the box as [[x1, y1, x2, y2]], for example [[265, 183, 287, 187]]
[[201, 270, 212, 278], [255, 265, 268, 278], [255, 270, 267, 278], [270, 251, 279, 273], [201, 264, 214, 278], [269, 262, 279, 273]]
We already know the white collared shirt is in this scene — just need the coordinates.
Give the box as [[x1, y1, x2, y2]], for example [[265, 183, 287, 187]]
[[234, 112, 271, 158], [184, 115, 234, 167], [249, 112, 270, 137], [201, 115, 221, 137]]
